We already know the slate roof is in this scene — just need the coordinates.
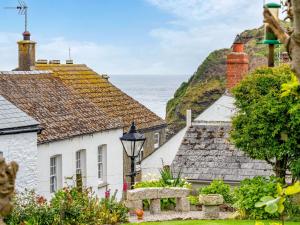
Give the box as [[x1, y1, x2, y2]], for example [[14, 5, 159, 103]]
[[0, 71, 122, 143], [0, 95, 39, 133], [35, 64, 166, 131], [171, 94, 273, 183]]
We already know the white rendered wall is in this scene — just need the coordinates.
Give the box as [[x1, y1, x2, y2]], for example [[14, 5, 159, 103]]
[[37, 128, 124, 200], [141, 127, 187, 179], [0, 132, 38, 191]]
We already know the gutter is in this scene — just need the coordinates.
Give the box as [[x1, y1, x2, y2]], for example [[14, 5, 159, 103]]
[[0, 125, 43, 136]]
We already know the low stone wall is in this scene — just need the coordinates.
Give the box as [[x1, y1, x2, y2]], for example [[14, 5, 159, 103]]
[[126, 187, 190, 214]]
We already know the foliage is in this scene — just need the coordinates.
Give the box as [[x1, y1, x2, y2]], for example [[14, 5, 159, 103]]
[[199, 180, 234, 204], [234, 176, 281, 220], [5, 190, 55, 225], [255, 181, 300, 225], [188, 195, 200, 206], [134, 166, 191, 189], [5, 188, 128, 225], [231, 65, 300, 180]]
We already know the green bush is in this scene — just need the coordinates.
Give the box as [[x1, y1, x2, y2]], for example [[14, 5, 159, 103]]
[[234, 176, 280, 220], [5, 190, 56, 225], [5, 188, 128, 225], [199, 180, 234, 204], [188, 195, 200, 206]]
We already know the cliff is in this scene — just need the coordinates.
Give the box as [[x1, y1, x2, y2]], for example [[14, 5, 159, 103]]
[[165, 26, 285, 138]]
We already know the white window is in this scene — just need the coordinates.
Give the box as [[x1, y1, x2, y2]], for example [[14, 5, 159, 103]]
[[98, 145, 107, 182], [76, 150, 86, 185], [154, 132, 160, 149], [50, 155, 62, 193]]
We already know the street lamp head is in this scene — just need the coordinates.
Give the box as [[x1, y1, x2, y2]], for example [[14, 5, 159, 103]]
[[120, 122, 146, 158]]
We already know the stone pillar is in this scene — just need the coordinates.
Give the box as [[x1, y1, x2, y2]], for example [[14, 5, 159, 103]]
[[226, 35, 249, 90], [176, 197, 190, 212], [150, 199, 161, 214], [199, 194, 224, 219], [17, 31, 36, 71]]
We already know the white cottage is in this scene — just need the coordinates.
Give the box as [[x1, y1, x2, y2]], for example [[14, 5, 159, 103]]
[[0, 32, 165, 199], [0, 95, 40, 191]]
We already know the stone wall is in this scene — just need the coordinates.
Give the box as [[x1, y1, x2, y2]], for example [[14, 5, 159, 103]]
[[172, 124, 273, 183], [0, 132, 38, 191]]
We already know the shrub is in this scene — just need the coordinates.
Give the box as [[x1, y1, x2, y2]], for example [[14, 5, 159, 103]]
[[199, 180, 234, 204], [234, 176, 280, 219], [5, 188, 128, 225], [4, 190, 56, 225]]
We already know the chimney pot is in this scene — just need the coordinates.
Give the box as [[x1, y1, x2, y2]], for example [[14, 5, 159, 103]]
[[66, 59, 73, 64], [49, 60, 60, 64], [36, 59, 48, 64], [23, 31, 31, 40]]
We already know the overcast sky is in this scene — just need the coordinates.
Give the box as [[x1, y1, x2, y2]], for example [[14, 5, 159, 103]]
[[0, 0, 276, 75]]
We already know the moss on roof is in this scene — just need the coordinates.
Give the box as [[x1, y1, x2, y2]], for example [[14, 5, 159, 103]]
[[35, 64, 166, 131]]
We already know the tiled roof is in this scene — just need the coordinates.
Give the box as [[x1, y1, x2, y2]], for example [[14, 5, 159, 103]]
[[0, 72, 122, 143], [35, 64, 166, 131], [0, 95, 39, 130]]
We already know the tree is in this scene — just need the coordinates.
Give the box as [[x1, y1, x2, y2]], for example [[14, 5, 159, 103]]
[[264, 0, 300, 80], [231, 65, 300, 181]]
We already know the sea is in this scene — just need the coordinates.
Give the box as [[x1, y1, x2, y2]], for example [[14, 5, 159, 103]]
[[110, 75, 190, 119]]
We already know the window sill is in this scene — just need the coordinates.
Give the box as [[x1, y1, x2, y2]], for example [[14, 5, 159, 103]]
[[98, 182, 109, 189]]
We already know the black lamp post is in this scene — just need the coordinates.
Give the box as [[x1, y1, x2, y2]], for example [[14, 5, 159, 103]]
[[120, 122, 146, 189]]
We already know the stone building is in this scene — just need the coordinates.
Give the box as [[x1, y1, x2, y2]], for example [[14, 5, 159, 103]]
[[0, 94, 41, 191], [0, 32, 166, 198]]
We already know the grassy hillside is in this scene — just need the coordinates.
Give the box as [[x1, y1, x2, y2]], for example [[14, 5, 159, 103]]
[[165, 26, 286, 138]]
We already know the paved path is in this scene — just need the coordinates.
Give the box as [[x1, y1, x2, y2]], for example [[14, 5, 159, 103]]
[[129, 211, 230, 223]]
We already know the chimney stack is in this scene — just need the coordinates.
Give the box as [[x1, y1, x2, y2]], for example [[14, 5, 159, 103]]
[[226, 35, 249, 90], [17, 31, 36, 71]]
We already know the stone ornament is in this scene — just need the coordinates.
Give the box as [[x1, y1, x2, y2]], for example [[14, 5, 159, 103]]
[[0, 156, 19, 225], [199, 194, 224, 219], [126, 187, 190, 215]]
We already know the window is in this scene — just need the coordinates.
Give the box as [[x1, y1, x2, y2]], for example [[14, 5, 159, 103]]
[[154, 132, 160, 149], [0, 151, 3, 157], [50, 155, 62, 193], [75, 150, 86, 185], [98, 145, 107, 182], [76, 151, 81, 175]]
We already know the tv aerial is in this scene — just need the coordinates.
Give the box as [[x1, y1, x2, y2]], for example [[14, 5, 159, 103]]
[[4, 0, 28, 32]]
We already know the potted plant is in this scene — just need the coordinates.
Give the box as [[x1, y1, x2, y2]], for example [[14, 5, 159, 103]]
[[135, 209, 144, 220]]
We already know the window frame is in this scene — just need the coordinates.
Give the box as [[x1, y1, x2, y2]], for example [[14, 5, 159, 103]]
[[50, 157, 57, 193], [154, 132, 160, 149], [98, 145, 107, 182]]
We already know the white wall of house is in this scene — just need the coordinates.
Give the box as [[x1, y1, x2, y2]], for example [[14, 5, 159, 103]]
[[141, 127, 187, 179], [0, 132, 38, 191], [37, 128, 124, 200]]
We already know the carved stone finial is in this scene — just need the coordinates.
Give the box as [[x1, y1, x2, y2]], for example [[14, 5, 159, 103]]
[[0, 156, 19, 224]]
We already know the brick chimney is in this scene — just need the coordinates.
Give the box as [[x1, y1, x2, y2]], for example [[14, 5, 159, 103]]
[[17, 31, 36, 71], [226, 35, 249, 90]]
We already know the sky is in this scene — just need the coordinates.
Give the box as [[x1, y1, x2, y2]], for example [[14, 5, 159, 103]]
[[0, 0, 279, 75]]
